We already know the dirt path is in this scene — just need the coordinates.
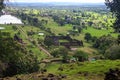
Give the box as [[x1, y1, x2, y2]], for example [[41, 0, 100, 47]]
[[37, 44, 52, 57], [16, 26, 52, 57]]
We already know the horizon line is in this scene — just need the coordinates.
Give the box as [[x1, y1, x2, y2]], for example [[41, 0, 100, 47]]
[[9, 2, 105, 3]]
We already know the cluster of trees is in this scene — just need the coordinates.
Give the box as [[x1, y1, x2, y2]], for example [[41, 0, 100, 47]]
[[84, 32, 120, 60], [16, 12, 48, 27], [52, 15, 66, 26], [93, 35, 116, 53], [68, 24, 85, 36], [84, 33, 97, 42], [51, 47, 88, 63], [52, 15, 82, 26], [51, 47, 70, 63], [0, 33, 39, 77], [49, 8, 113, 30], [44, 36, 54, 48], [93, 35, 120, 60]]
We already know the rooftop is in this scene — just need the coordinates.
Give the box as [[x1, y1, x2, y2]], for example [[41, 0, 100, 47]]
[[0, 15, 23, 24]]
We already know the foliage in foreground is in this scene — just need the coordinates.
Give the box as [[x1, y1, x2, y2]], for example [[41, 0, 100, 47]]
[[104, 68, 120, 80], [0, 36, 39, 77], [0, 0, 4, 12], [47, 60, 120, 76], [105, 0, 120, 32]]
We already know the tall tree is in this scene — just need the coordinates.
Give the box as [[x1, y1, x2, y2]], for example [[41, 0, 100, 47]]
[[105, 0, 120, 32], [84, 33, 92, 42], [0, 0, 4, 12]]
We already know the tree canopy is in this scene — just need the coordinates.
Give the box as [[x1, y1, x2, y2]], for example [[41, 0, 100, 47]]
[[0, 0, 4, 12], [105, 45, 120, 60], [0, 33, 39, 77], [105, 0, 120, 32]]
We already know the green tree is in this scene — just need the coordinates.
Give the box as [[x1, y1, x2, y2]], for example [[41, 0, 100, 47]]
[[51, 46, 68, 58], [51, 48, 60, 57], [0, 36, 39, 77], [93, 35, 116, 53], [0, 0, 4, 12], [51, 47, 69, 62], [105, 45, 120, 60], [91, 36, 97, 42], [73, 50, 88, 62], [77, 26, 82, 33], [84, 33, 92, 42], [105, 0, 120, 32], [44, 37, 54, 48]]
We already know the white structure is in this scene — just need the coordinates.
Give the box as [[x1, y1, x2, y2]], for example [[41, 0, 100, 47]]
[[0, 15, 23, 24], [0, 27, 5, 30], [38, 32, 44, 36]]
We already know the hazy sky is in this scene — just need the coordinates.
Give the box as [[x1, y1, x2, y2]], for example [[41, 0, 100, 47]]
[[9, 0, 105, 3]]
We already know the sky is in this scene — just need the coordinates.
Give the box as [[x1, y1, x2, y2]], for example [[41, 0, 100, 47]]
[[9, 0, 105, 3]]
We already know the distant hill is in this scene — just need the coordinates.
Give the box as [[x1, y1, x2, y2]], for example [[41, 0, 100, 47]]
[[7, 2, 105, 7]]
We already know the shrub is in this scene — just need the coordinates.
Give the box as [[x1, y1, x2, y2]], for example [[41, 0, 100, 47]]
[[73, 50, 88, 62], [44, 36, 54, 47], [51, 47, 70, 63], [105, 45, 120, 60], [84, 33, 92, 42], [51, 46, 68, 58]]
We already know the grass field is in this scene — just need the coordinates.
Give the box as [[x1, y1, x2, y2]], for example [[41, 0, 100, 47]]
[[39, 16, 118, 39], [83, 27, 118, 38], [46, 60, 120, 80], [1, 60, 120, 80], [46, 18, 73, 35]]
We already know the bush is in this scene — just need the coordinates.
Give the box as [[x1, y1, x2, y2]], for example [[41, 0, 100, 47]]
[[104, 68, 120, 80], [84, 33, 92, 42], [51, 47, 70, 63], [105, 45, 120, 60], [44, 36, 54, 47], [51, 46, 68, 58], [91, 36, 97, 42], [73, 50, 88, 62]]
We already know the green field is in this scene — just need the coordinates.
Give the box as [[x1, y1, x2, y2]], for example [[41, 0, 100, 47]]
[[83, 27, 118, 38], [46, 60, 120, 80]]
